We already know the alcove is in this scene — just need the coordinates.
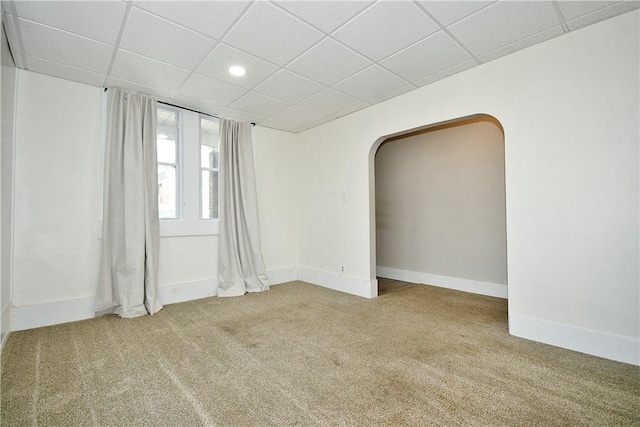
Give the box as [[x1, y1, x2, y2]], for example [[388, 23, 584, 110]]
[[372, 115, 507, 297]]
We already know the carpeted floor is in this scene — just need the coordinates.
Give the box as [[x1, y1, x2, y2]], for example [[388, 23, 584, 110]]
[[1, 280, 638, 426]]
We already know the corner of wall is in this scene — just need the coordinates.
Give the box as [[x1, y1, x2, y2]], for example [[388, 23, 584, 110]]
[[298, 267, 377, 299]]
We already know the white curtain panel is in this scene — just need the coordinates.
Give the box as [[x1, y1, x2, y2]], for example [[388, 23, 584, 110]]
[[95, 88, 163, 318], [218, 119, 269, 297]]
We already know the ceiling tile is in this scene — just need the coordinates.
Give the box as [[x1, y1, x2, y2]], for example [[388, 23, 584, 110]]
[[287, 38, 371, 86], [558, 1, 620, 21], [565, 1, 640, 31], [478, 26, 564, 64], [229, 92, 290, 118], [121, 8, 216, 70], [447, 1, 559, 56], [303, 115, 337, 129], [253, 70, 324, 104], [133, 1, 250, 40], [258, 117, 299, 133], [381, 31, 471, 83], [367, 84, 415, 105], [333, 1, 439, 61], [273, 1, 373, 33], [19, 19, 113, 74], [110, 50, 191, 94], [415, 59, 476, 87], [223, 2, 324, 66], [198, 43, 278, 89], [105, 77, 173, 99], [268, 105, 327, 127], [337, 102, 370, 118], [176, 73, 246, 107], [418, 1, 495, 26], [298, 88, 362, 116], [14, 0, 127, 45], [27, 56, 106, 87], [334, 65, 408, 102]]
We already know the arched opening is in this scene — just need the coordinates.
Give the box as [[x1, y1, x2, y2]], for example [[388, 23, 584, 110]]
[[368, 114, 507, 299]]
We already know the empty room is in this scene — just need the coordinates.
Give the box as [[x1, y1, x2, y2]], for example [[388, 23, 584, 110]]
[[1, 1, 638, 425]]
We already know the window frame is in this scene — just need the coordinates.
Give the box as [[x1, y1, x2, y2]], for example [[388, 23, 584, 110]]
[[199, 114, 220, 221], [156, 105, 181, 221], [158, 107, 219, 237]]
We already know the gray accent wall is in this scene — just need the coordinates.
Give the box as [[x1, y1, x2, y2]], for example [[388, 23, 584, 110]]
[[375, 117, 507, 286]]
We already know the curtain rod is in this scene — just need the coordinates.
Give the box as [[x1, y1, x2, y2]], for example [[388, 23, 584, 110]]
[[158, 100, 255, 126], [103, 87, 255, 126]]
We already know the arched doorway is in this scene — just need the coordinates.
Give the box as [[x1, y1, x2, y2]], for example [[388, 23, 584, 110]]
[[368, 114, 507, 299]]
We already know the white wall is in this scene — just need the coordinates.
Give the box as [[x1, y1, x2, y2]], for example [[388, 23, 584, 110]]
[[11, 71, 298, 326], [1, 16, 18, 350], [296, 11, 639, 364], [254, 126, 298, 274], [376, 118, 507, 287], [13, 72, 102, 306]]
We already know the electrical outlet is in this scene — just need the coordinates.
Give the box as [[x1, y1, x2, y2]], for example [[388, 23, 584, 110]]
[[340, 264, 345, 274]]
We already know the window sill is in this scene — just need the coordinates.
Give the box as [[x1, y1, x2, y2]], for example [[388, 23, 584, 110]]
[[159, 219, 219, 237], [98, 220, 219, 239]]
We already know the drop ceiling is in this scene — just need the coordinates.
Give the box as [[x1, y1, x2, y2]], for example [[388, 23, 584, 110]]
[[2, 1, 638, 132]]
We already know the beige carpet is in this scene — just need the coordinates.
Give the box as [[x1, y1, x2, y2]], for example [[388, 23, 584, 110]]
[[1, 280, 638, 426]]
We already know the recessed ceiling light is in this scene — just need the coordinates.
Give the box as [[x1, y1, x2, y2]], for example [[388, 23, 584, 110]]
[[229, 65, 246, 77]]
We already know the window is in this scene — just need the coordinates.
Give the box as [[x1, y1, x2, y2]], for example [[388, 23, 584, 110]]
[[157, 106, 219, 236], [200, 116, 219, 220], [157, 108, 179, 220]]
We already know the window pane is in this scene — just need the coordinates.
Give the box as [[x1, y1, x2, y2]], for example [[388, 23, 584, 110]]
[[157, 138, 176, 164], [200, 117, 219, 169], [158, 165, 177, 219], [201, 170, 218, 219], [157, 108, 177, 128], [201, 145, 218, 169], [157, 108, 178, 161]]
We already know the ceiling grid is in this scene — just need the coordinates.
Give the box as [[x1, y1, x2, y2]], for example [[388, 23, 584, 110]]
[[1, 0, 637, 132]]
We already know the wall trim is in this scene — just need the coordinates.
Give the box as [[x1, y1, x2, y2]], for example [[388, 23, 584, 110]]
[[1, 303, 11, 352], [377, 266, 507, 299], [510, 313, 639, 366], [298, 267, 377, 299], [158, 278, 218, 304], [12, 295, 95, 331], [9, 268, 638, 366], [10, 268, 298, 332], [267, 267, 298, 285]]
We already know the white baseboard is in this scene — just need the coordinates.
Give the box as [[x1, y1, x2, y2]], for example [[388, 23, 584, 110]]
[[158, 279, 218, 304], [267, 267, 298, 285], [1, 303, 11, 352], [12, 295, 95, 331], [157, 268, 296, 304], [510, 314, 639, 366], [298, 267, 377, 298], [377, 266, 507, 299], [11, 268, 297, 332], [12, 282, 219, 332]]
